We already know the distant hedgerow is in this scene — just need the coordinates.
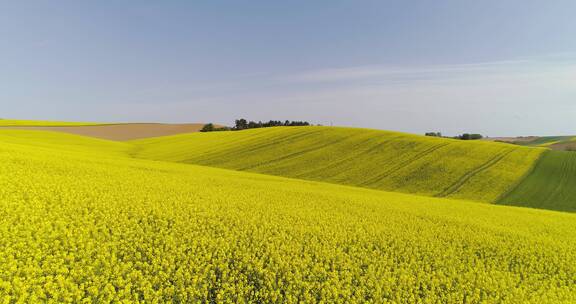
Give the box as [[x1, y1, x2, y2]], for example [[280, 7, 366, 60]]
[[201, 118, 312, 132]]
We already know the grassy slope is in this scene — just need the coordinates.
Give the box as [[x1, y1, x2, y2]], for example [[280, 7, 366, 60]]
[[0, 131, 575, 302], [0, 119, 109, 126], [499, 150, 576, 212], [131, 126, 543, 203]]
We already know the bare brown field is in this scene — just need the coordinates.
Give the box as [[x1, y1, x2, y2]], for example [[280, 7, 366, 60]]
[[548, 141, 576, 151], [0, 123, 211, 141]]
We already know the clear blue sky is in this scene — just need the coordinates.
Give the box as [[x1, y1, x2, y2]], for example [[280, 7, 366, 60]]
[[2, 1, 576, 135]]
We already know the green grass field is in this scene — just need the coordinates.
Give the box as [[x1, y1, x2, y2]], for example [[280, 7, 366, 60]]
[[0, 129, 575, 303], [131, 127, 543, 203], [499, 150, 576, 212], [0, 119, 109, 126]]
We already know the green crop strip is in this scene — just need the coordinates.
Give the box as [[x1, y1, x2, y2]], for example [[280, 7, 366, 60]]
[[499, 150, 576, 212]]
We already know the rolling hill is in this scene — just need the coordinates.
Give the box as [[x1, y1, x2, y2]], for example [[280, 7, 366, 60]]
[[0, 129, 575, 302], [0, 122, 211, 141], [131, 126, 543, 203]]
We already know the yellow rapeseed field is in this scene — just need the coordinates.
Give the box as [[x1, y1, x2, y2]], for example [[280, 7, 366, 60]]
[[0, 130, 574, 303], [132, 127, 543, 203]]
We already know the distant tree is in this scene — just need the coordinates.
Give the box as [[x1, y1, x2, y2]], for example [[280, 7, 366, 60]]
[[456, 133, 483, 140], [287, 121, 309, 126], [425, 132, 442, 137], [200, 123, 232, 132], [200, 123, 215, 132], [235, 119, 248, 130], [247, 121, 261, 129], [231, 118, 312, 131]]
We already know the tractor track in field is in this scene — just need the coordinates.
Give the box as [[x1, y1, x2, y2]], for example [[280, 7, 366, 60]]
[[190, 127, 297, 155], [292, 135, 406, 178], [435, 149, 515, 198], [196, 129, 326, 164], [130, 126, 541, 204], [239, 135, 354, 170], [361, 142, 452, 187]]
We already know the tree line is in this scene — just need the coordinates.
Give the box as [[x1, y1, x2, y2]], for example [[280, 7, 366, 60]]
[[425, 132, 484, 140], [201, 119, 312, 132]]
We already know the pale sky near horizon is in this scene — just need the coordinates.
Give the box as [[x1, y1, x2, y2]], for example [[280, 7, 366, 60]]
[[1, 1, 576, 136]]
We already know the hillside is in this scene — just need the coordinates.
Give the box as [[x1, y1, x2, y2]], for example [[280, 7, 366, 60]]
[[0, 123, 210, 141], [0, 130, 575, 302], [499, 150, 576, 212], [131, 126, 543, 203]]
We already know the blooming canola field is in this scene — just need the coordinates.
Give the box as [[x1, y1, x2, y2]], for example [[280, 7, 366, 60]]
[[0, 129, 575, 303], [132, 127, 543, 203]]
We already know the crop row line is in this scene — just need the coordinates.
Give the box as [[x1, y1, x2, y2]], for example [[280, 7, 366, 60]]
[[435, 149, 515, 198], [360, 142, 452, 187], [239, 135, 354, 171]]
